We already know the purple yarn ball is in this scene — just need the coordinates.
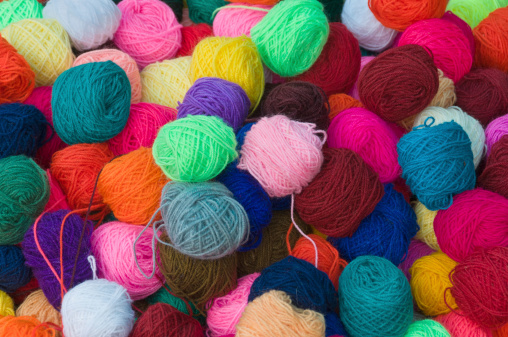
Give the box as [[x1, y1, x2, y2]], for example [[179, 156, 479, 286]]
[[398, 239, 435, 281]]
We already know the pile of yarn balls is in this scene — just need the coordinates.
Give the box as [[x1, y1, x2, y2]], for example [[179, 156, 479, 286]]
[[0, 0, 508, 336]]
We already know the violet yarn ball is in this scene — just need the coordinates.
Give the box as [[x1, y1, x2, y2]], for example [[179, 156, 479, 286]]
[[0, 245, 31, 293], [485, 115, 508, 156], [398, 240, 435, 281]]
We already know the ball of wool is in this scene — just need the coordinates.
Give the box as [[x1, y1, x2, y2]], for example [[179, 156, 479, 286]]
[[442, 11, 476, 55], [486, 115, 508, 156], [0, 291, 14, 317], [16, 290, 61, 328], [147, 284, 202, 320], [495, 324, 508, 337], [250, 0, 329, 77], [328, 94, 364, 120], [430, 69, 457, 109], [113, 0, 184, 21], [61, 278, 135, 337], [238, 115, 325, 198], [341, 0, 397, 52], [349, 56, 374, 101], [413, 202, 440, 251], [176, 23, 213, 57], [0, 246, 31, 293], [22, 210, 94, 309], [397, 119, 476, 211], [44, 169, 70, 212], [114, 0, 182, 68], [0, 0, 42, 30], [213, 3, 271, 38], [455, 68, 508, 126], [479, 135, 508, 199], [187, 0, 227, 25], [0, 315, 55, 337], [8, 277, 39, 307], [325, 312, 348, 337], [295, 147, 384, 238], [0, 19, 74, 87], [235, 122, 255, 151], [177, 77, 250, 132], [228, 0, 278, 4], [0, 155, 49, 245], [358, 45, 439, 122], [437, 311, 494, 337], [434, 188, 508, 262], [447, 0, 508, 29], [398, 240, 435, 281], [339, 255, 413, 337], [152, 115, 238, 182], [473, 7, 508, 72], [52, 61, 131, 145], [328, 107, 401, 183], [404, 320, 451, 337], [141, 56, 192, 109], [0, 35, 34, 104]]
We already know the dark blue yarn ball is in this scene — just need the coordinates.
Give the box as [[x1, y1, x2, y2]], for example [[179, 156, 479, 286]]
[[0, 245, 31, 293], [236, 122, 255, 151], [325, 312, 349, 337], [248, 256, 338, 314], [329, 184, 419, 266], [271, 196, 291, 210]]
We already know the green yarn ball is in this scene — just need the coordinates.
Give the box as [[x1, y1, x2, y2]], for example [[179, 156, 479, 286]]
[[146, 284, 205, 324], [404, 320, 451, 337], [251, 0, 329, 77], [52, 61, 131, 145], [0, 155, 49, 245], [319, 0, 345, 22], [187, 0, 227, 25], [446, 0, 508, 28], [152, 115, 238, 182], [0, 0, 43, 31]]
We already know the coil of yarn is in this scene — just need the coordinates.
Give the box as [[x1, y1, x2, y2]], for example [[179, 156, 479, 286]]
[[404, 320, 451, 337], [413, 202, 440, 251], [442, 11, 476, 54], [349, 55, 374, 100], [8, 277, 39, 307], [187, 0, 227, 25], [429, 69, 457, 109], [0, 291, 14, 317], [146, 284, 202, 320], [176, 23, 213, 57], [0, 315, 55, 337], [0, 0, 42, 31], [227, 0, 278, 4], [328, 94, 364, 120], [44, 168, 70, 212], [447, 0, 508, 29], [15, 290, 61, 328], [398, 240, 435, 281], [478, 135, 508, 199], [0, 35, 34, 104], [473, 7, 508, 73], [325, 312, 348, 337], [436, 311, 494, 337], [0, 245, 31, 293], [213, 3, 271, 38], [486, 115, 508, 156]]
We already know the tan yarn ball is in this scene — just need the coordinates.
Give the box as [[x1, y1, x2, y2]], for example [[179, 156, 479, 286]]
[[16, 290, 62, 328], [413, 201, 440, 251]]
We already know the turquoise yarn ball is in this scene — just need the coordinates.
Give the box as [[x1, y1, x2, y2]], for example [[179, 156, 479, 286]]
[[52, 61, 131, 145], [404, 320, 451, 337], [339, 255, 413, 337]]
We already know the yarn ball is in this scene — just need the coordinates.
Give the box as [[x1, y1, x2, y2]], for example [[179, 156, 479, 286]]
[[114, 0, 182, 68], [325, 312, 348, 337], [0, 291, 14, 317], [16, 290, 61, 328], [187, 0, 227, 25], [44, 169, 70, 212], [108, 103, 176, 156], [213, 3, 271, 38], [177, 77, 250, 132], [358, 45, 439, 122], [22, 210, 94, 309], [0, 0, 42, 30], [227, 0, 278, 4], [495, 324, 508, 337], [437, 311, 494, 337], [486, 115, 508, 156], [404, 320, 451, 337], [0, 155, 49, 245], [207, 273, 260, 337], [176, 23, 213, 57], [0, 35, 34, 104], [190, 36, 264, 109], [153, 115, 238, 182], [295, 147, 384, 238], [397, 119, 476, 211], [1, 19, 74, 87], [250, 0, 329, 77], [442, 11, 475, 55], [0, 316, 55, 337], [398, 240, 435, 281], [146, 284, 201, 319], [328, 107, 401, 183], [479, 135, 508, 199], [413, 202, 440, 251], [0, 246, 31, 293], [52, 61, 131, 145], [339, 256, 413, 337], [450, 247, 508, 329], [235, 122, 255, 151], [349, 55, 374, 101], [473, 7, 508, 73], [328, 94, 364, 120], [61, 278, 135, 337], [455, 68, 508, 126], [429, 69, 457, 109], [434, 188, 508, 262], [238, 115, 325, 198], [446, 0, 508, 28]]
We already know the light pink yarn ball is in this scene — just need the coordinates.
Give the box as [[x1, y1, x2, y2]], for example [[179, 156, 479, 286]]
[[349, 56, 374, 100], [213, 3, 271, 38], [114, 0, 182, 69], [436, 311, 493, 337], [485, 115, 508, 157]]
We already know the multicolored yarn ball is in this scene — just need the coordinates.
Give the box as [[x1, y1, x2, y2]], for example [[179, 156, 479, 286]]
[[0, 0, 42, 30], [437, 311, 494, 337], [16, 290, 61, 328], [250, 0, 329, 77], [404, 320, 451, 337], [442, 11, 475, 54], [146, 284, 201, 320], [473, 7, 508, 73], [398, 240, 435, 281], [479, 135, 508, 199], [349, 55, 374, 101], [0, 245, 31, 293], [213, 3, 271, 38], [485, 115, 508, 156], [327, 94, 364, 120], [0, 315, 55, 337], [447, 0, 508, 29], [187, 0, 227, 25], [1, 19, 74, 87], [176, 23, 213, 57], [114, 0, 182, 68], [0, 35, 34, 104], [44, 169, 70, 212], [413, 202, 440, 251], [0, 291, 14, 317], [295, 147, 384, 238], [339, 255, 413, 337]]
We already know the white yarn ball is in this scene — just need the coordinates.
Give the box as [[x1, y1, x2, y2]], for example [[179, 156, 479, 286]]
[[341, 0, 398, 52], [61, 279, 135, 337], [43, 0, 121, 51], [413, 106, 485, 168]]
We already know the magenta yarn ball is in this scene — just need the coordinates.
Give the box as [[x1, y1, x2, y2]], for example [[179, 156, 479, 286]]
[[485, 115, 508, 157], [442, 11, 475, 56], [213, 3, 271, 38], [398, 240, 435, 281], [349, 56, 374, 100]]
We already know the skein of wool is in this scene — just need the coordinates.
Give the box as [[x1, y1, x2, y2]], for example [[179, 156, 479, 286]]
[[437, 311, 494, 337], [213, 3, 271, 38], [328, 94, 364, 120], [228, 0, 278, 4], [474, 7, 508, 73], [176, 23, 213, 57], [486, 115, 508, 156], [16, 290, 61, 328], [442, 11, 475, 55], [447, 0, 508, 29], [0, 291, 14, 317], [0, 0, 42, 30], [358, 45, 439, 122], [325, 312, 348, 337], [0, 316, 55, 337], [0, 246, 31, 293], [413, 202, 440, 251], [187, 0, 227, 25], [398, 240, 435, 281], [146, 284, 202, 321], [478, 135, 508, 199], [349, 56, 374, 101], [495, 324, 508, 337], [0, 35, 34, 104], [404, 320, 451, 337], [44, 169, 70, 212], [429, 69, 457, 109]]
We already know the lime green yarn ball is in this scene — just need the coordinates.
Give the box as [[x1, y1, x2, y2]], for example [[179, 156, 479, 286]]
[[146, 285, 205, 324], [0, 155, 49, 245], [446, 0, 508, 28], [251, 0, 329, 77], [404, 320, 451, 337], [152, 115, 238, 182], [0, 0, 43, 30]]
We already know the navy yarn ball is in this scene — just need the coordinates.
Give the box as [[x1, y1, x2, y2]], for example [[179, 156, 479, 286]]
[[236, 122, 255, 151], [325, 312, 349, 337], [271, 196, 291, 210], [0, 245, 31, 293]]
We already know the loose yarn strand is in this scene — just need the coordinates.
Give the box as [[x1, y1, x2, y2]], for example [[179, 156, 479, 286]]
[[290, 194, 319, 268], [133, 206, 164, 279]]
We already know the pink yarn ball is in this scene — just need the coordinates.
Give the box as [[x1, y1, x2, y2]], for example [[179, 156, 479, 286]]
[[327, 107, 401, 183], [442, 11, 475, 56], [107, 102, 177, 156], [207, 273, 260, 337], [436, 312, 493, 337], [213, 3, 271, 38], [349, 56, 374, 100], [114, 0, 183, 69], [434, 188, 508, 262], [398, 18, 473, 83], [44, 169, 70, 212], [485, 115, 508, 157], [91, 221, 164, 300], [398, 240, 435, 281]]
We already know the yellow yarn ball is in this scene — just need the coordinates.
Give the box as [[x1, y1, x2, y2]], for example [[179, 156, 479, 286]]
[[190, 36, 264, 111], [413, 201, 440, 251], [16, 290, 61, 328], [1, 18, 74, 86], [0, 291, 14, 317], [410, 251, 459, 317], [141, 56, 192, 109]]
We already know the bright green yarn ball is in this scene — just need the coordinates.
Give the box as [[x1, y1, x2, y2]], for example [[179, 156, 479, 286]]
[[187, 0, 227, 25], [152, 115, 238, 182], [0, 0, 42, 31], [446, 0, 508, 28], [0, 155, 49, 245], [146, 284, 205, 324], [251, 0, 329, 77], [404, 320, 451, 337]]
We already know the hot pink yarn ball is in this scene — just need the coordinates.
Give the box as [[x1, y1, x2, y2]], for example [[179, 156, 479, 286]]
[[442, 11, 475, 56], [434, 188, 508, 262], [207, 273, 260, 337], [398, 18, 473, 83], [91, 221, 164, 300], [213, 3, 271, 38], [436, 312, 494, 337], [114, 0, 183, 69], [349, 56, 374, 100], [327, 107, 401, 183], [485, 115, 508, 157], [398, 240, 435, 282], [107, 102, 177, 156], [44, 169, 70, 212]]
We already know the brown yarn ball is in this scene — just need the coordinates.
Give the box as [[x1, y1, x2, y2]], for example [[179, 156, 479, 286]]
[[478, 135, 508, 199], [15, 290, 61, 329], [249, 83, 279, 120]]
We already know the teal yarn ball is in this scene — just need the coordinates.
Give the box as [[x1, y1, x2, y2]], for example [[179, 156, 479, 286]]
[[187, 0, 227, 25], [251, 0, 330, 77], [52, 61, 131, 145], [152, 115, 238, 182], [146, 284, 205, 324], [404, 320, 451, 337], [339, 256, 413, 337], [0, 155, 49, 245]]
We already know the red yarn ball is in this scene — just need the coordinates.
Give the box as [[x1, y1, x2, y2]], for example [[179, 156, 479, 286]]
[[176, 23, 214, 57], [478, 135, 508, 199]]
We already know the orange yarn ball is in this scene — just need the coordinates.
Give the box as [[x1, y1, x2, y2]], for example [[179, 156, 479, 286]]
[[328, 93, 364, 120], [495, 324, 508, 337], [0, 316, 55, 337], [474, 7, 508, 73]]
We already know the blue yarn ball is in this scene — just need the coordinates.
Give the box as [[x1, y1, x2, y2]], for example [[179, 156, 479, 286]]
[[329, 184, 419, 266], [52, 61, 131, 145], [325, 312, 349, 337], [397, 118, 476, 211], [271, 196, 291, 210], [248, 256, 338, 314], [0, 245, 31, 293], [0, 103, 50, 159], [236, 122, 255, 151]]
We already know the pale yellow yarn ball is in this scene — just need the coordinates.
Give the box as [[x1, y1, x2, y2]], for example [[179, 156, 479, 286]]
[[0, 291, 14, 318], [16, 290, 62, 328], [413, 201, 440, 251]]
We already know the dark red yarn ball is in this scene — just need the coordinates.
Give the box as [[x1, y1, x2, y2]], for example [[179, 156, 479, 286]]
[[455, 68, 508, 126], [295, 147, 384, 238], [478, 135, 508, 199], [293, 22, 361, 96], [358, 44, 439, 122], [176, 23, 213, 57]]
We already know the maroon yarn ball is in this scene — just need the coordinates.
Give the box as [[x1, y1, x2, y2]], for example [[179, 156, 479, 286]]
[[478, 135, 508, 199]]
